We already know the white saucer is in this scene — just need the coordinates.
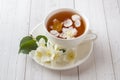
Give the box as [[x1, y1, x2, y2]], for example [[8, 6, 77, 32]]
[[30, 23, 93, 70]]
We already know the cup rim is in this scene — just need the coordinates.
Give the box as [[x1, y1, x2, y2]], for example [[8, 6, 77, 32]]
[[44, 8, 89, 41]]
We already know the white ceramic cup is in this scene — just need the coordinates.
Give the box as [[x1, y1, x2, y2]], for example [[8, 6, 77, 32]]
[[44, 8, 96, 48]]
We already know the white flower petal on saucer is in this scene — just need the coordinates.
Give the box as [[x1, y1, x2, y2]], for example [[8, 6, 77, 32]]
[[34, 46, 54, 63], [41, 56, 51, 63], [36, 41, 55, 63], [41, 49, 55, 63], [38, 38, 46, 47], [54, 44, 61, 51], [47, 40, 55, 50], [53, 51, 64, 63], [63, 19, 73, 27], [50, 30, 59, 37], [34, 47, 44, 62], [74, 20, 81, 27], [42, 50, 53, 62], [71, 14, 81, 21], [63, 49, 76, 63]]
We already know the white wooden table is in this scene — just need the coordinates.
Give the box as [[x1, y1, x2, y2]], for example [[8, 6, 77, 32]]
[[0, 0, 120, 80]]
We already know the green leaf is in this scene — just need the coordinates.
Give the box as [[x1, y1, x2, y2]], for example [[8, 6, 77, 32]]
[[20, 36, 33, 47], [36, 35, 48, 46], [19, 36, 38, 54]]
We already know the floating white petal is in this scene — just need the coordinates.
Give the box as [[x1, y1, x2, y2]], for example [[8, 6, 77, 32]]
[[71, 14, 80, 21], [63, 19, 73, 27], [50, 30, 59, 36], [59, 33, 67, 39], [74, 20, 81, 27], [61, 27, 77, 39]]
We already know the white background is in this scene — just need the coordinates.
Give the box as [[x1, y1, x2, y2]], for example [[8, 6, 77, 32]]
[[0, 0, 120, 80]]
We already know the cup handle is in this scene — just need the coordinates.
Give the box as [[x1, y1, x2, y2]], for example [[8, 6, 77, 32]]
[[84, 30, 97, 41]]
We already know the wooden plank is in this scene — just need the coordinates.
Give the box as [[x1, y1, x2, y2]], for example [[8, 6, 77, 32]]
[[87, 0, 115, 80], [75, 0, 96, 80], [0, 0, 30, 80], [78, 54, 96, 80], [61, 68, 78, 80], [25, 0, 45, 80], [75, 0, 115, 80], [44, 0, 60, 16], [88, 0, 115, 79], [103, 0, 120, 80], [59, 0, 74, 9], [25, 0, 61, 80], [59, 1, 79, 80], [117, 0, 120, 10], [42, 68, 60, 80]]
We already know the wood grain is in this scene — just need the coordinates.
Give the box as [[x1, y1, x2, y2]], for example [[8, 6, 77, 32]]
[[59, 1, 79, 80], [0, 0, 120, 80], [0, 0, 30, 80], [75, 0, 96, 80], [103, 0, 120, 80], [25, 0, 60, 80], [75, 0, 115, 80], [89, 0, 115, 79]]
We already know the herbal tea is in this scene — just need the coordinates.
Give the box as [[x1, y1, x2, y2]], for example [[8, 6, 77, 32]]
[[46, 11, 86, 39]]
